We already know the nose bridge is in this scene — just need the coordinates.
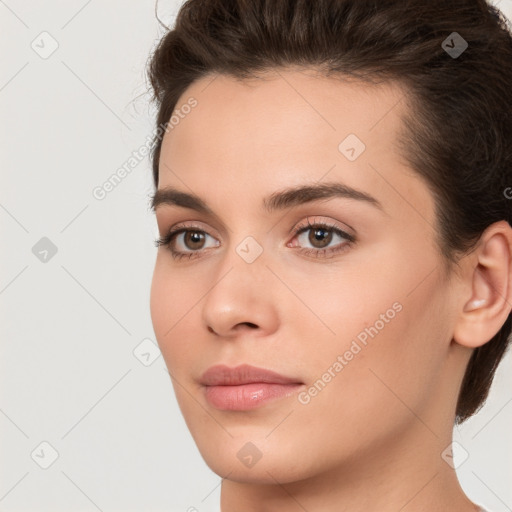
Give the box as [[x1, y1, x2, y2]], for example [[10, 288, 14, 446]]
[[200, 230, 277, 336], [211, 231, 269, 295], [233, 233, 266, 266]]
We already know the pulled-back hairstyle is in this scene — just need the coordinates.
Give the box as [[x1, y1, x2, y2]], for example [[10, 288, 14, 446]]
[[146, 0, 512, 424]]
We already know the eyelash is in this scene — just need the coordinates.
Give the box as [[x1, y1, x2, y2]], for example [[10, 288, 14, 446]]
[[154, 217, 356, 261]]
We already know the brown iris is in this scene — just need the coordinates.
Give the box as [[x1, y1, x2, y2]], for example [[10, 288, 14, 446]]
[[184, 230, 206, 250], [308, 227, 333, 248]]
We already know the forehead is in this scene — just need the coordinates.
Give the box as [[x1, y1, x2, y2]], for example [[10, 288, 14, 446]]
[[160, 68, 408, 176], [163, 69, 406, 153], [157, 68, 435, 229]]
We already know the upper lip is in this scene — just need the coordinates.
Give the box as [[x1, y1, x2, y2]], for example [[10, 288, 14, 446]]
[[200, 364, 303, 386]]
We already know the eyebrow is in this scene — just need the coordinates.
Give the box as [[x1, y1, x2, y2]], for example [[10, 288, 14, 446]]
[[150, 181, 384, 215]]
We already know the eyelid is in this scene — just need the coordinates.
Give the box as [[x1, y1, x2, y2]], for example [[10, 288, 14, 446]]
[[291, 216, 356, 241], [165, 220, 219, 238]]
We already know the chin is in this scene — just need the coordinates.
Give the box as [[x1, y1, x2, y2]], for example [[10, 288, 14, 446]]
[[189, 431, 318, 484], [202, 451, 308, 484]]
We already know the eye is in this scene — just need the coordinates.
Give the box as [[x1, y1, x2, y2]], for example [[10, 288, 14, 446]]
[[155, 217, 356, 261], [154, 222, 219, 261], [287, 217, 355, 259]]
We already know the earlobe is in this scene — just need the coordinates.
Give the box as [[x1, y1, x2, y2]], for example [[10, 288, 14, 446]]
[[453, 221, 512, 349]]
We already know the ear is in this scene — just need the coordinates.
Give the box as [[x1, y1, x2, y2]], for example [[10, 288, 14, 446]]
[[453, 220, 512, 349]]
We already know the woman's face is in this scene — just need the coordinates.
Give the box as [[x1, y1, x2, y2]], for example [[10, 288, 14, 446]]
[[150, 69, 468, 484]]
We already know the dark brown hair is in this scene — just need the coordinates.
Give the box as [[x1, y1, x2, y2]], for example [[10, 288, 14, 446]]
[[146, 0, 512, 424]]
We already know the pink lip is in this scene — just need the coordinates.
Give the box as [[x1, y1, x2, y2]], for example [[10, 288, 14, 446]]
[[200, 364, 304, 411], [200, 364, 302, 386]]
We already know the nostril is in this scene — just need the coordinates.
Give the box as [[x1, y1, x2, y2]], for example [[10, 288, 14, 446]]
[[242, 322, 258, 329], [208, 322, 258, 335]]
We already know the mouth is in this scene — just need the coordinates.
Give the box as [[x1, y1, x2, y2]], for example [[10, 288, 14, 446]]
[[200, 363, 305, 411]]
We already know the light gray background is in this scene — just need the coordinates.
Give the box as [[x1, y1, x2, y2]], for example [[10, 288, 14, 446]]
[[1, 1, 511, 511]]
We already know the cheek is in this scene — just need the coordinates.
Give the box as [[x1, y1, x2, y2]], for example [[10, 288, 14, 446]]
[[288, 291, 446, 467], [150, 260, 213, 382], [149, 261, 189, 360], [149, 262, 170, 340], [295, 246, 449, 418]]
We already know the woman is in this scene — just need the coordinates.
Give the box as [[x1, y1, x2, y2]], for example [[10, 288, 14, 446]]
[[147, 0, 512, 510]]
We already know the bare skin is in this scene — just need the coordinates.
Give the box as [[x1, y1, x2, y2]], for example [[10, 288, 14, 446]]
[[150, 68, 512, 512]]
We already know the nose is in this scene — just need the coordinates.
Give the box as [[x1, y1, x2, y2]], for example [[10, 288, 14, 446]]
[[201, 252, 280, 339]]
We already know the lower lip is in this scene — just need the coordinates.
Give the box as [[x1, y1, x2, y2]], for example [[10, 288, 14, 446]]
[[203, 382, 303, 410]]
